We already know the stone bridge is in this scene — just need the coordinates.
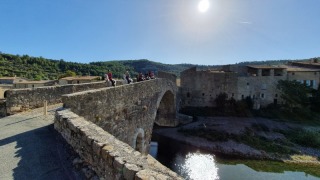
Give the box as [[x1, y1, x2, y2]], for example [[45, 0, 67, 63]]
[[62, 78, 178, 154], [1, 77, 185, 179]]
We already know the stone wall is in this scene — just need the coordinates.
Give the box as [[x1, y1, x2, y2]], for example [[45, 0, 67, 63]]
[[157, 71, 177, 85], [0, 85, 13, 99], [62, 79, 178, 154], [287, 71, 320, 89], [4, 82, 108, 115], [237, 76, 285, 108], [0, 99, 6, 117], [54, 109, 182, 180], [180, 67, 238, 108]]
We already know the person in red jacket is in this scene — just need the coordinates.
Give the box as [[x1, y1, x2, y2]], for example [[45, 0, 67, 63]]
[[106, 70, 115, 86]]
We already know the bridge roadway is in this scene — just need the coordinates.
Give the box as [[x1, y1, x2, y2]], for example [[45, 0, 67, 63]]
[[0, 104, 84, 180]]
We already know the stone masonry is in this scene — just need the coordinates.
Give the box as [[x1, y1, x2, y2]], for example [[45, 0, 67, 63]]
[[3, 82, 108, 116], [54, 109, 182, 179], [62, 79, 178, 155]]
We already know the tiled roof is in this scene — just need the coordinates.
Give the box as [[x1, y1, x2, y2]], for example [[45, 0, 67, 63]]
[[281, 65, 320, 72], [247, 65, 286, 69]]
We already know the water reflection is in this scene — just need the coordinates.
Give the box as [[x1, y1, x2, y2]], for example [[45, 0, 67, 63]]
[[150, 135, 320, 180], [174, 152, 219, 180]]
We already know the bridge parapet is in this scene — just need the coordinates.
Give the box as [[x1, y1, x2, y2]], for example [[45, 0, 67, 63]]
[[62, 78, 178, 154], [54, 109, 182, 179], [3, 82, 107, 116]]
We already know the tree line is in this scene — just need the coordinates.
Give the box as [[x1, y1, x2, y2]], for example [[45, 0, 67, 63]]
[[0, 53, 219, 80]]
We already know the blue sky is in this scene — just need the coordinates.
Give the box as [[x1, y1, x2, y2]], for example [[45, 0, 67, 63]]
[[0, 0, 319, 65]]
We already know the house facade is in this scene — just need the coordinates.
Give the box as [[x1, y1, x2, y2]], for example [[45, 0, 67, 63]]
[[180, 60, 320, 109]]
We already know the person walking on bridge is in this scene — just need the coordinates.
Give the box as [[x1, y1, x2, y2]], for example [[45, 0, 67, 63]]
[[106, 70, 115, 86], [125, 70, 132, 84]]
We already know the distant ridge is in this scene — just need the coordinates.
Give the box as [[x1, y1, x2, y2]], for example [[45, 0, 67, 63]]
[[0, 52, 318, 80]]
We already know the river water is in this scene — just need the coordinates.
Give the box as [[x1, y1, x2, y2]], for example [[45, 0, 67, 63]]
[[150, 134, 320, 180]]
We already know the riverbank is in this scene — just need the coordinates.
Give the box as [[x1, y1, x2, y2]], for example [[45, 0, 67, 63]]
[[153, 116, 320, 164]]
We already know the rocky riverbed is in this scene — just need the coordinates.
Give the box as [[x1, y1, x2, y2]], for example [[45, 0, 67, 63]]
[[153, 116, 320, 164]]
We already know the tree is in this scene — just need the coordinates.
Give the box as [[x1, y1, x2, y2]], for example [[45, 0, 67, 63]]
[[310, 84, 320, 112], [277, 80, 312, 110], [214, 93, 228, 111]]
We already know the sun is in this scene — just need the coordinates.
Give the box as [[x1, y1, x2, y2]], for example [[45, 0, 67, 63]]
[[198, 0, 210, 13]]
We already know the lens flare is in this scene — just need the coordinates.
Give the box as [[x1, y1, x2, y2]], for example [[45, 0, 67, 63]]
[[198, 0, 210, 13]]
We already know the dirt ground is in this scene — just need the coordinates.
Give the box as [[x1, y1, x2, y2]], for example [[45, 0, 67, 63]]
[[153, 116, 320, 162]]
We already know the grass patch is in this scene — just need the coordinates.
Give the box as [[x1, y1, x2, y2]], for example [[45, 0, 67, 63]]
[[253, 106, 320, 125], [277, 128, 320, 148], [251, 123, 270, 132], [290, 155, 318, 161], [178, 127, 297, 154], [231, 128, 296, 154]]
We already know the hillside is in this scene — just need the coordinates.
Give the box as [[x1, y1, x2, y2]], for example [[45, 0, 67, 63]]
[[0, 52, 318, 81], [0, 53, 217, 80]]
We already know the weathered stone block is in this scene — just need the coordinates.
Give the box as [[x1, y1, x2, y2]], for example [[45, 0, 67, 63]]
[[135, 170, 157, 180], [113, 157, 125, 173], [92, 141, 105, 156], [123, 163, 141, 180]]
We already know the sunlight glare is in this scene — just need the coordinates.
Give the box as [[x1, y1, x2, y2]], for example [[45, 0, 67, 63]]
[[198, 0, 210, 13], [181, 153, 219, 180]]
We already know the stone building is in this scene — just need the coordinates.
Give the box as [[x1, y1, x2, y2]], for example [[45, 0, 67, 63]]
[[180, 61, 320, 109], [180, 67, 238, 107], [0, 77, 28, 84], [58, 76, 101, 85]]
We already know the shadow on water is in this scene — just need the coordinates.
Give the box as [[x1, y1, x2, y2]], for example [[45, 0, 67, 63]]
[[151, 133, 320, 180], [0, 125, 83, 180]]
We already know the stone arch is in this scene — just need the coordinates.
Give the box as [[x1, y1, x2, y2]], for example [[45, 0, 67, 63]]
[[3, 91, 8, 98], [154, 90, 177, 126], [132, 128, 145, 154]]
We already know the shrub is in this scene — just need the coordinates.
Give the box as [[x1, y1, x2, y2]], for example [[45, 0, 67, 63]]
[[252, 123, 270, 132]]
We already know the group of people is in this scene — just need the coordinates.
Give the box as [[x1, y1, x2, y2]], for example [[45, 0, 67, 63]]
[[137, 71, 155, 82], [104, 70, 155, 86]]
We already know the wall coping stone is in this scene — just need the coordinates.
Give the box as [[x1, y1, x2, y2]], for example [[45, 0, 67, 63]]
[[54, 109, 182, 180]]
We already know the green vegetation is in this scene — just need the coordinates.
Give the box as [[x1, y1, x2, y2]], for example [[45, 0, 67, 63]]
[[253, 80, 320, 124], [181, 81, 320, 124], [276, 128, 320, 149], [180, 94, 253, 117], [0, 53, 136, 80], [251, 123, 270, 132], [178, 127, 297, 154], [0, 52, 218, 80]]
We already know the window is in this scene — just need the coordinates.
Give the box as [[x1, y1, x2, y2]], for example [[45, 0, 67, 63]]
[[261, 93, 265, 98], [261, 84, 267, 90], [202, 93, 205, 96], [306, 80, 311, 86], [241, 95, 244, 99], [232, 93, 234, 97], [292, 72, 295, 75], [187, 92, 190, 98], [247, 82, 249, 85], [275, 94, 278, 97]]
